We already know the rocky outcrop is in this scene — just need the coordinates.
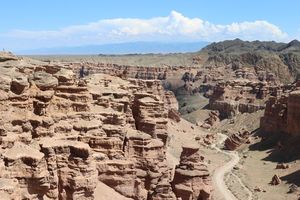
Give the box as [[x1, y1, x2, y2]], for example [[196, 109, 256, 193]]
[[168, 109, 181, 122], [201, 111, 220, 129], [64, 62, 188, 82], [0, 54, 193, 200], [2, 142, 50, 199], [172, 146, 212, 200], [260, 95, 288, 134], [209, 77, 278, 119], [286, 90, 300, 136], [224, 130, 251, 150], [33, 71, 58, 90], [0, 178, 21, 199], [260, 83, 300, 136], [40, 139, 97, 199], [271, 174, 281, 185], [132, 94, 168, 143], [0, 51, 18, 62]]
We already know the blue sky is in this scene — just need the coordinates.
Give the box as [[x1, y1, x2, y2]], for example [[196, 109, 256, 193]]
[[1, 0, 299, 51]]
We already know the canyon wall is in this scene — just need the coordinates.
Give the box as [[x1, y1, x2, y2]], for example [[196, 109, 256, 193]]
[[0, 52, 211, 200], [260, 82, 300, 136]]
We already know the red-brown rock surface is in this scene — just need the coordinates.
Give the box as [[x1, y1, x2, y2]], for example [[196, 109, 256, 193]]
[[172, 146, 212, 200], [209, 77, 279, 119], [260, 83, 300, 135], [260, 95, 288, 134], [201, 111, 220, 129], [224, 130, 251, 150], [0, 53, 210, 200], [286, 90, 300, 136]]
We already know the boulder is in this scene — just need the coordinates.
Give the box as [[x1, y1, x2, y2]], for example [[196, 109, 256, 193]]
[[54, 68, 74, 85], [10, 74, 29, 94], [33, 71, 58, 90], [224, 130, 250, 150], [271, 174, 281, 185], [276, 163, 290, 169]]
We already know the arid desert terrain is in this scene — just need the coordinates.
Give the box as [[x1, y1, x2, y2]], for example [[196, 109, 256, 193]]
[[0, 39, 300, 200]]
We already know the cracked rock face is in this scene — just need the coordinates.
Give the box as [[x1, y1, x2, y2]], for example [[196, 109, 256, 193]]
[[0, 53, 211, 200]]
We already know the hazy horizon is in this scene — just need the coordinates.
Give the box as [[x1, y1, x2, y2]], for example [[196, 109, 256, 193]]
[[1, 0, 300, 54]]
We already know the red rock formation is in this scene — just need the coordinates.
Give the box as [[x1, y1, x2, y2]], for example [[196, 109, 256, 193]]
[[260, 84, 300, 136], [0, 53, 187, 199], [287, 90, 300, 136], [260, 95, 288, 133], [209, 79, 275, 118], [224, 130, 251, 150], [201, 111, 220, 129], [271, 174, 281, 185], [64, 61, 196, 83], [172, 146, 212, 200], [132, 93, 168, 143], [168, 109, 181, 122], [40, 139, 98, 199]]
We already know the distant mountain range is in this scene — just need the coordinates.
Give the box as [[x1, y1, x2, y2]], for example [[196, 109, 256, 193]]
[[202, 38, 300, 54], [16, 41, 209, 55]]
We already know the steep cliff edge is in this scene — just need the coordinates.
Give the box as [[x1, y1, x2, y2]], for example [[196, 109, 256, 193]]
[[0, 52, 212, 200], [260, 82, 300, 137]]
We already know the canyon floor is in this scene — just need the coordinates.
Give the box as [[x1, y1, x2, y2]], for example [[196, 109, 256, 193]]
[[166, 116, 297, 200], [168, 116, 300, 200]]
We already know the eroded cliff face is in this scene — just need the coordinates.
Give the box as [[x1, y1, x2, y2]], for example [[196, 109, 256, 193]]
[[71, 61, 279, 121], [48, 51, 286, 122], [0, 52, 211, 200], [286, 90, 300, 136], [172, 146, 212, 200], [206, 69, 281, 119], [261, 83, 300, 136], [63, 62, 194, 83]]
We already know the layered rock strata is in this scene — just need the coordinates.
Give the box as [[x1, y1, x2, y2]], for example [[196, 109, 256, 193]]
[[209, 78, 279, 119], [172, 146, 212, 200], [0, 53, 211, 200], [224, 130, 251, 150], [260, 83, 300, 135]]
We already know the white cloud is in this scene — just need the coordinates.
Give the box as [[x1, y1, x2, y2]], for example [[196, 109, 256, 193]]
[[0, 11, 289, 50]]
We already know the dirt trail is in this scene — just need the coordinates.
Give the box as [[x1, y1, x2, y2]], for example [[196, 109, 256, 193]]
[[166, 119, 253, 200], [211, 133, 253, 200]]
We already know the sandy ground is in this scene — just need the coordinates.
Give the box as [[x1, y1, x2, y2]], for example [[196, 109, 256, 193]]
[[206, 133, 252, 200], [94, 181, 133, 200], [212, 111, 264, 135], [232, 140, 299, 200], [211, 134, 241, 200]]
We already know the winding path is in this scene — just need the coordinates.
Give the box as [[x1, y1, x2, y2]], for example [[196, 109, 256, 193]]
[[211, 133, 252, 200]]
